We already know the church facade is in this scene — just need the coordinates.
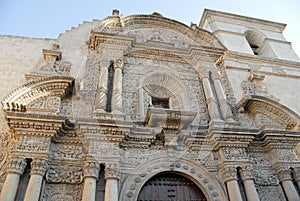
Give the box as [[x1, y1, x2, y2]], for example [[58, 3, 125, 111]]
[[0, 9, 300, 201]]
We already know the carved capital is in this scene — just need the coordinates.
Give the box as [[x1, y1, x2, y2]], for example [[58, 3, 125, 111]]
[[220, 166, 237, 182], [199, 69, 210, 80], [240, 166, 254, 181], [105, 163, 120, 180], [7, 157, 27, 175], [84, 161, 100, 178], [276, 166, 292, 181], [31, 158, 48, 176], [114, 59, 124, 70], [100, 59, 111, 68]]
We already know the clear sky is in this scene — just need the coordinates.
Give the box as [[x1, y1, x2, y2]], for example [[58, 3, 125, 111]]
[[1, 0, 300, 56]]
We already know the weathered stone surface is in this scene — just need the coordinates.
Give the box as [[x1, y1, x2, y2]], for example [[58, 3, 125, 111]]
[[0, 9, 300, 201]]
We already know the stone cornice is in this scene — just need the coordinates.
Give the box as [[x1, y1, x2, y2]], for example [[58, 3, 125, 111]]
[[208, 128, 256, 150], [126, 44, 225, 64], [220, 50, 300, 70], [88, 31, 134, 50], [199, 9, 286, 32], [5, 111, 66, 138], [258, 129, 300, 149]]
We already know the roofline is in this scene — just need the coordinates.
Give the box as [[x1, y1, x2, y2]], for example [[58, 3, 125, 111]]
[[199, 9, 286, 32]]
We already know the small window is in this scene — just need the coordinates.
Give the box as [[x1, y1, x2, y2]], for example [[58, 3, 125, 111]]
[[152, 97, 169, 109], [245, 30, 265, 56]]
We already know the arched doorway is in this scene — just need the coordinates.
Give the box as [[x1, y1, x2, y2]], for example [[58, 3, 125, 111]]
[[137, 172, 207, 201]]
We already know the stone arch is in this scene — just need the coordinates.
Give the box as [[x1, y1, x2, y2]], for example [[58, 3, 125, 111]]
[[239, 95, 300, 130], [2, 76, 74, 112], [138, 71, 192, 117], [120, 157, 227, 201], [243, 29, 266, 55]]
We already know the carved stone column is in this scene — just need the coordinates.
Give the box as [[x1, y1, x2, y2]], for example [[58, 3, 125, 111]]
[[111, 59, 124, 114], [0, 157, 27, 201], [276, 166, 300, 201], [240, 166, 260, 201], [82, 161, 100, 201], [24, 158, 48, 201], [199, 70, 221, 121], [95, 59, 110, 112], [220, 166, 243, 201], [104, 163, 120, 201], [212, 74, 234, 121], [293, 167, 300, 190]]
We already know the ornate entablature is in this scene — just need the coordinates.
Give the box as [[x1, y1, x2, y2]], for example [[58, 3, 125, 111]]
[[1, 9, 300, 201]]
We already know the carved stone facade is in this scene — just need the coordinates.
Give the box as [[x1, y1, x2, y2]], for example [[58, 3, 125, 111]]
[[0, 9, 300, 201]]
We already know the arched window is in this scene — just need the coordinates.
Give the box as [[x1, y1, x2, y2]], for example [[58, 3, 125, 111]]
[[245, 30, 265, 55]]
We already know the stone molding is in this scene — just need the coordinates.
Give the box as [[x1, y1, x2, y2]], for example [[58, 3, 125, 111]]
[[120, 157, 228, 201]]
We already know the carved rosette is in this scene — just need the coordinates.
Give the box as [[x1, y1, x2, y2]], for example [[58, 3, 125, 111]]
[[220, 166, 238, 182], [240, 166, 254, 181], [276, 166, 292, 182], [31, 158, 48, 176], [105, 163, 120, 180], [6, 157, 27, 175], [83, 161, 100, 178]]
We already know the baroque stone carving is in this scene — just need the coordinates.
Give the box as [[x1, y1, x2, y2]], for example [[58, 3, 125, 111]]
[[83, 161, 100, 178], [46, 166, 83, 184], [31, 158, 48, 176], [27, 96, 61, 113], [105, 163, 120, 179], [6, 157, 26, 175], [220, 166, 238, 182], [0, 132, 16, 183], [88, 141, 119, 158], [256, 185, 286, 201], [17, 136, 50, 153], [50, 144, 83, 160], [253, 170, 279, 186], [42, 183, 83, 201], [223, 148, 248, 161]]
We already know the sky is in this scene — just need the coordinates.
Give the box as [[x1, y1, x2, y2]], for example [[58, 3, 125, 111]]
[[1, 0, 300, 56]]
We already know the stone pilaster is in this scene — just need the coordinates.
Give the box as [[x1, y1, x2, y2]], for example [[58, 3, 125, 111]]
[[24, 158, 48, 201], [212, 73, 234, 122], [95, 59, 110, 112], [105, 163, 120, 201], [276, 166, 300, 201], [111, 59, 124, 114], [240, 166, 260, 201], [199, 70, 221, 121], [0, 157, 27, 201], [220, 166, 243, 201], [82, 161, 100, 201]]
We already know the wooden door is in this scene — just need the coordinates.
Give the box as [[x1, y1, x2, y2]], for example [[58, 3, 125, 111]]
[[137, 172, 207, 201]]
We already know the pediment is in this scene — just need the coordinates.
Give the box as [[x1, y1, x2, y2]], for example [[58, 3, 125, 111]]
[[238, 95, 300, 130], [92, 13, 225, 50], [2, 76, 74, 112]]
